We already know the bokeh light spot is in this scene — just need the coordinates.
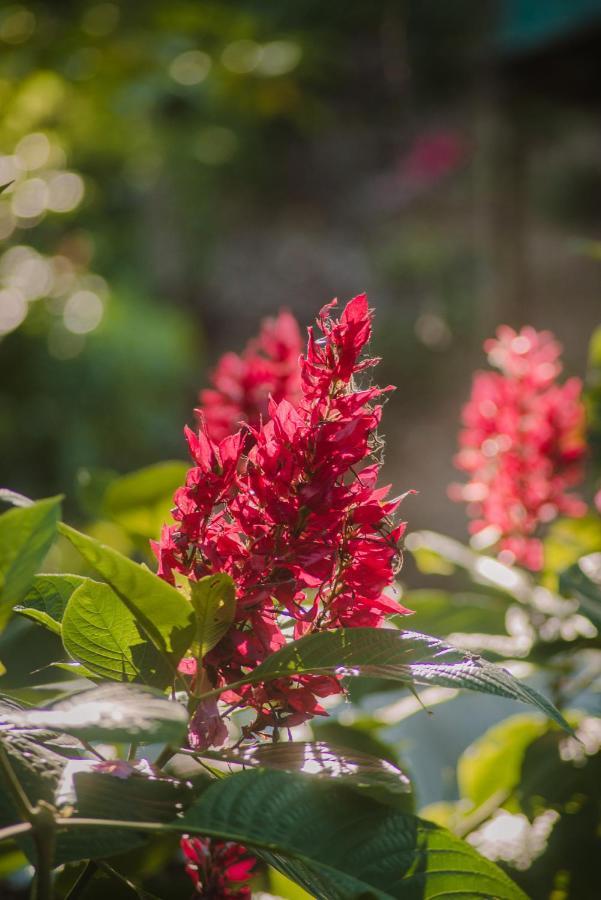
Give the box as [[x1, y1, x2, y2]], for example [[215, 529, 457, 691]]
[[221, 40, 262, 74], [0, 5, 35, 45], [46, 172, 85, 212], [0, 287, 27, 335], [169, 50, 211, 86], [63, 290, 103, 334], [15, 133, 51, 170], [258, 41, 302, 76], [11, 178, 47, 219]]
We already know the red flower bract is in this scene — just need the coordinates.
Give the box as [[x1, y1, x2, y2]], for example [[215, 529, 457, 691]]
[[181, 836, 256, 899], [153, 294, 412, 741], [450, 325, 587, 570]]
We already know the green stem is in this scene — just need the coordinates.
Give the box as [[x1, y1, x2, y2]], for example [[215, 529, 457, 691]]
[[99, 861, 143, 897], [0, 744, 34, 822], [30, 804, 56, 900], [64, 861, 98, 900], [454, 787, 512, 839], [154, 744, 176, 769], [0, 743, 57, 900]]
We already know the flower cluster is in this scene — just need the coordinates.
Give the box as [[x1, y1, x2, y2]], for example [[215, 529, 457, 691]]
[[153, 295, 411, 741], [450, 325, 586, 570], [198, 309, 302, 442], [181, 836, 255, 899]]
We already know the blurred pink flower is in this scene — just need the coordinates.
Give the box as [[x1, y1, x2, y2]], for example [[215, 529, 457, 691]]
[[198, 309, 302, 442], [401, 129, 467, 187], [450, 326, 587, 570]]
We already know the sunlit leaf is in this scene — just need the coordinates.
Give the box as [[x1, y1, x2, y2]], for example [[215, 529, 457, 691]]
[[170, 769, 527, 899], [15, 573, 86, 634], [7, 683, 188, 744], [227, 628, 571, 731], [458, 713, 548, 811], [205, 740, 412, 809], [101, 461, 189, 540], [62, 581, 172, 687], [55, 768, 197, 864], [0, 496, 62, 629], [187, 573, 236, 661], [58, 523, 195, 665], [560, 553, 601, 629]]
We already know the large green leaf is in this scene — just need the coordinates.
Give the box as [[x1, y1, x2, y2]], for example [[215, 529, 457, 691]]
[[62, 581, 173, 687], [560, 553, 601, 628], [221, 628, 570, 731], [8, 684, 188, 744], [0, 496, 62, 629], [458, 713, 548, 812], [58, 523, 195, 665], [170, 769, 527, 899], [0, 703, 67, 826], [15, 573, 86, 634], [204, 740, 412, 809], [188, 573, 236, 661], [101, 461, 189, 540], [55, 768, 198, 864]]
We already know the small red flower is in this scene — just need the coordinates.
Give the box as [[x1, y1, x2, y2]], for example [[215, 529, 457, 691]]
[[450, 326, 587, 570], [181, 836, 256, 898]]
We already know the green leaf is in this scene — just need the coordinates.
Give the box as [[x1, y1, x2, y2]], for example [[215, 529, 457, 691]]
[[0, 708, 68, 822], [406, 530, 533, 603], [231, 628, 571, 731], [0, 496, 62, 629], [543, 517, 601, 589], [560, 553, 601, 628], [188, 573, 236, 661], [401, 589, 509, 638], [55, 769, 197, 864], [102, 461, 189, 540], [171, 769, 527, 899], [8, 684, 188, 744], [458, 713, 548, 811], [58, 523, 195, 666], [62, 581, 173, 687], [507, 717, 601, 899], [205, 740, 412, 809], [15, 573, 86, 634]]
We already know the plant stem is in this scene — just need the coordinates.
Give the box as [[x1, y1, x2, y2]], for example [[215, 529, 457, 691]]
[[154, 744, 176, 769], [30, 803, 56, 900], [64, 861, 98, 900], [0, 821, 33, 843], [0, 744, 34, 821]]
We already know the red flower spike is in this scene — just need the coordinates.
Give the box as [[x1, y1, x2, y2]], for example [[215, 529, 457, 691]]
[[450, 325, 587, 570], [154, 295, 412, 741]]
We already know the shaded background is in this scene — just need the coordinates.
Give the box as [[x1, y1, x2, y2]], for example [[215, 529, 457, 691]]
[[1, 0, 601, 533]]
